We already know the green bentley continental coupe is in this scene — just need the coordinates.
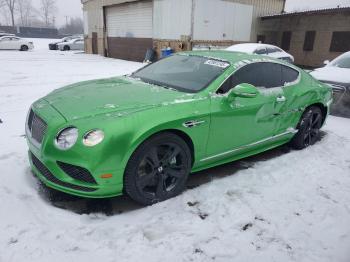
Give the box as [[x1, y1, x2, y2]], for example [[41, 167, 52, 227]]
[[26, 51, 332, 205]]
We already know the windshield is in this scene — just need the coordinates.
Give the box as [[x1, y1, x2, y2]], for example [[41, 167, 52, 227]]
[[132, 55, 230, 93], [329, 52, 350, 69]]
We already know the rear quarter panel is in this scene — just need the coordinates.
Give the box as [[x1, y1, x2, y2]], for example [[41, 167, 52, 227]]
[[283, 70, 332, 131]]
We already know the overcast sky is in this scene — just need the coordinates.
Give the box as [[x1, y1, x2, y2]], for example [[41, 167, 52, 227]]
[[31, 0, 83, 27], [285, 0, 350, 11]]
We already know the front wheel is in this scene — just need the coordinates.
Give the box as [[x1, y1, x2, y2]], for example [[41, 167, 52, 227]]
[[290, 106, 323, 149], [124, 133, 192, 205], [63, 45, 70, 51]]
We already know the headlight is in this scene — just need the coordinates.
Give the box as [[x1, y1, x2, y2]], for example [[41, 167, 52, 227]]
[[83, 129, 104, 147], [54, 127, 78, 150]]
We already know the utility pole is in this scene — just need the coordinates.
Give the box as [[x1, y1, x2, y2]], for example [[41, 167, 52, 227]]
[[65, 15, 69, 26]]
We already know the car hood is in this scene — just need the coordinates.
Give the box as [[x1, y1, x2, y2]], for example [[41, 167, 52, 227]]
[[43, 76, 193, 121], [311, 67, 350, 85]]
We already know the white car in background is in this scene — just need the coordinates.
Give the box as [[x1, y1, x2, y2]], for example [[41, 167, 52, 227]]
[[0, 36, 34, 51], [226, 43, 294, 63], [0, 32, 15, 37], [57, 38, 84, 51], [311, 51, 350, 117]]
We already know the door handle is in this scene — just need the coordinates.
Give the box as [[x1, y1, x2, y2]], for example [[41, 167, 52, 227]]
[[276, 96, 286, 103]]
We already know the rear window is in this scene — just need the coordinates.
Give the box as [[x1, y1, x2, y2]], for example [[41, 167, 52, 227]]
[[282, 65, 299, 84]]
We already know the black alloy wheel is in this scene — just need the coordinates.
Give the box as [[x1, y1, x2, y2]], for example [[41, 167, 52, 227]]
[[124, 133, 191, 205], [291, 106, 323, 149]]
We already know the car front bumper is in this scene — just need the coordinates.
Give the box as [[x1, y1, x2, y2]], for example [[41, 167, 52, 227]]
[[25, 105, 125, 198], [28, 150, 124, 198]]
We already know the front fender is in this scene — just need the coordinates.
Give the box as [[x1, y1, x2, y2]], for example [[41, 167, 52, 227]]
[[116, 99, 211, 172]]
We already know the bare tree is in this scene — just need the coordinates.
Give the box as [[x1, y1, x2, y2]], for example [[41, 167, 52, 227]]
[[40, 0, 56, 27], [2, 0, 16, 26], [59, 17, 83, 35], [17, 0, 32, 26]]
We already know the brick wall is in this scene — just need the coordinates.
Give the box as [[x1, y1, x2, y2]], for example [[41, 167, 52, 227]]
[[260, 11, 350, 67]]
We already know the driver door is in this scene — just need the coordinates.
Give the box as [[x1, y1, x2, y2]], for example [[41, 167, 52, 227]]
[[205, 62, 286, 159]]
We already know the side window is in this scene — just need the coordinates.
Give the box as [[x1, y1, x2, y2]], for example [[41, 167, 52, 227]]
[[218, 77, 233, 94], [232, 63, 264, 88], [254, 48, 267, 55], [266, 47, 274, 54], [218, 62, 283, 94], [281, 65, 299, 85], [267, 47, 281, 54]]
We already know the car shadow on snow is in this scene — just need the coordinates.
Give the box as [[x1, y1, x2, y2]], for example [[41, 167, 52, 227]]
[[35, 131, 327, 216]]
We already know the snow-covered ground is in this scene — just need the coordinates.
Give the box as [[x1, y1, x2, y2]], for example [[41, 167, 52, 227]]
[[1, 38, 350, 262]]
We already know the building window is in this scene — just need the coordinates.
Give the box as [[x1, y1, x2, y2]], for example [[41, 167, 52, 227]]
[[330, 32, 350, 52], [303, 31, 316, 51], [281, 31, 292, 51], [257, 35, 266, 43]]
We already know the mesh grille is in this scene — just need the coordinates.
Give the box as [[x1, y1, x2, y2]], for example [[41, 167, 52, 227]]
[[30, 153, 97, 192], [57, 161, 97, 184], [27, 109, 34, 130], [28, 109, 47, 144]]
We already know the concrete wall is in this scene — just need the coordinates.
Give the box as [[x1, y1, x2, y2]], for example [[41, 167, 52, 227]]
[[153, 0, 192, 39], [192, 0, 253, 41], [260, 11, 350, 67]]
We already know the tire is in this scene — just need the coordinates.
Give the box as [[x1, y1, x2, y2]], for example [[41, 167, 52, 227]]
[[290, 106, 323, 150], [20, 45, 28, 51], [63, 45, 70, 51], [124, 132, 192, 205]]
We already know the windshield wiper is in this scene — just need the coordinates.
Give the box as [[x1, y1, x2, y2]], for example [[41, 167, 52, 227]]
[[138, 77, 179, 91]]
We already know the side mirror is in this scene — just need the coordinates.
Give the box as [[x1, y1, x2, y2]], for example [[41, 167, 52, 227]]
[[323, 60, 330, 66], [227, 83, 258, 101]]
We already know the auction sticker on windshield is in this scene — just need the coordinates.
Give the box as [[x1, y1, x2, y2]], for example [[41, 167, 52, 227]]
[[204, 60, 230, 68]]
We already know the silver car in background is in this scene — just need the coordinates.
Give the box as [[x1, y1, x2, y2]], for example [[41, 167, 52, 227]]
[[57, 38, 84, 51], [311, 52, 350, 117], [226, 43, 294, 63]]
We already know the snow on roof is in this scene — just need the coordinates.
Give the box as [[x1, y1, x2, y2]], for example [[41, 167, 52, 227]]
[[261, 6, 350, 19]]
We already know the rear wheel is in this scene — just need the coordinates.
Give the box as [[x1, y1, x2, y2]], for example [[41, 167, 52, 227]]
[[124, 132, 192, 205], [290, 106, 323, 149], [20, 45, 28, 51]]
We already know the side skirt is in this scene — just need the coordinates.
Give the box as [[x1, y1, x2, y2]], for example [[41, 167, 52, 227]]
[[191, 129, 297, 173]]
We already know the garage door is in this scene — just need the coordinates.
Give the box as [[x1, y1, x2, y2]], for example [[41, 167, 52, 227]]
[[106, 0, 153, 61]]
